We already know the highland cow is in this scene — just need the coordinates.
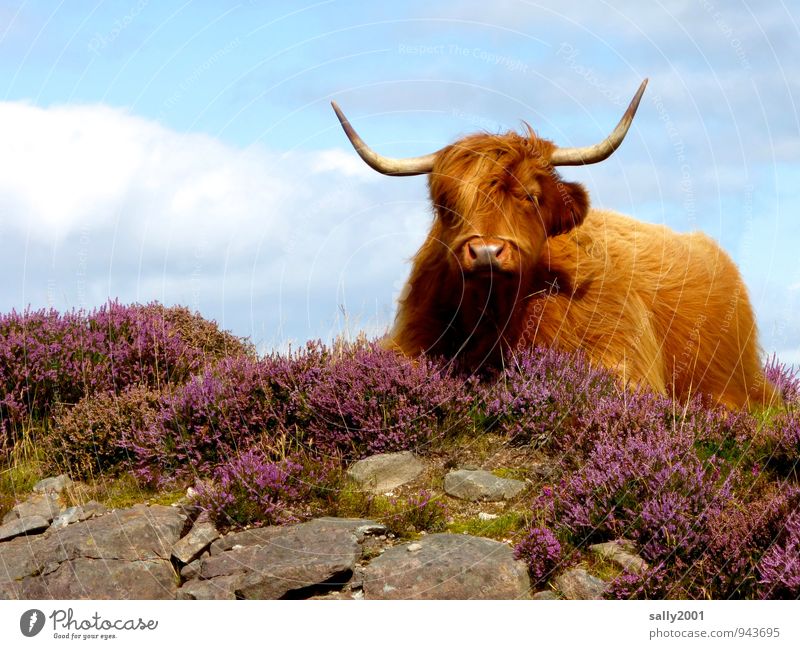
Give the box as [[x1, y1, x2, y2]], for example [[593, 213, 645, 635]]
[[332, 80, 778, 409]]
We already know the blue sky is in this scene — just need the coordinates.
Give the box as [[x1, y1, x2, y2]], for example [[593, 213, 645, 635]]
[[1, 0, 798, 363]]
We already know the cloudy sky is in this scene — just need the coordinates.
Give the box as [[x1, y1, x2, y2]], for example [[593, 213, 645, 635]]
[[1, 0, 798, 362]]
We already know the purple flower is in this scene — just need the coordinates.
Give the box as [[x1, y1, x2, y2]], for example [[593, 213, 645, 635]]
[[514, 526, 562, 586], [758, 511, 800, 598]]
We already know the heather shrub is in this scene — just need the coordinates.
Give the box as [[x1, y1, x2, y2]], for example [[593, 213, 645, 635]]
[[764, 354, 800, 404], [46, 385, 163, 479], [127, 356, 290, 485], [192, 449, 310, 528], [484, 347, 615, 447], [513, 526, 563, 587], [694, 484, 800, 598], [539, 423, 737, 571], [758, 510, 800, 598], [305, 342, 473, 456], [140, 303, 255, 361], [755, 411, 800, 471], [0, 301, 249, 448], [605, 564, 670, 599]]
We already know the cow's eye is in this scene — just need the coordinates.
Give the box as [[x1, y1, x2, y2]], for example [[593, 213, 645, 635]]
[[526, 193, 540, 207]]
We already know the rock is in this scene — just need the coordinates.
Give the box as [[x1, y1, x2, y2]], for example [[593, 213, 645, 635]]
[[478, 512, 498, 521], [47, 504, 185, 562], [313, 517, 387, 541], [590, 540, 649, 575], [362, 533, 530, 599], [443, 470, 526, 502], [0, 515, 50, 542], [50, 501, 110, 529], [347, 452, 425, 494], [18, 558, 177, 599], [3, 493, 62, 524], [81, 500, 110, 518], [532, 589, 560, 600], [180, 558, 204, 581], [50, 507, 82, 529], [181, 518, 376, 599], [177, 576, 239, 600], [406, 543, 422, 552], [33, 475, 73, 494], [172, 516, 220, 564], [0, 504, 186, 599], [555, 568, 608, 600]]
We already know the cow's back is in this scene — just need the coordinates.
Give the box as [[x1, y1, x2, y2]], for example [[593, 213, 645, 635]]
[[529, 209, 777, 408]]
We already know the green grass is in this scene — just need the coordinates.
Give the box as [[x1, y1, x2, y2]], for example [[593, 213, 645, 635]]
[[491, 467, 528, 481], [447, 511, 528, 540], [0, 431, 47, 496]]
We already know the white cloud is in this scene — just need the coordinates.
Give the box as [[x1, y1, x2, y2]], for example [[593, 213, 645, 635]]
[[0, 101, 427, 347], [0, 99, 797, 363]]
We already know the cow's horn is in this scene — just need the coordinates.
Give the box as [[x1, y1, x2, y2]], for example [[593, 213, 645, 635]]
[[331, 101, 440, 176], [550, 79, 648, 166]]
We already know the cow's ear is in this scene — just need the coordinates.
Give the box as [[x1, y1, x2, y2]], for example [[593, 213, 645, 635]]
[[548, 180, 589, 237]]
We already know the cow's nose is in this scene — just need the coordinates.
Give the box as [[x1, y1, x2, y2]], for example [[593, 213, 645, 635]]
[[466, 241, 505, 269]]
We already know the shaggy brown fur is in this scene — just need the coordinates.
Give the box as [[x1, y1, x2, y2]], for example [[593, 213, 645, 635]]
[[387, 130, 778, 410]]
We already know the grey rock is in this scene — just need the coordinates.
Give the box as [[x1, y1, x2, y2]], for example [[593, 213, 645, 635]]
[[346, 451, 424, 494], [443, 470, 526, 502], [184, 518, 374, 599], [50, 507, 83, 529], [180, 558, 204, 581], [3, 492, 62, 524], [33, 475, 73, 494], [16, 558, 177, 600], [0, 504, 186, 599], [177, 576, 239, 600], [50, 501, 110, 530], [209, 526, 282, 555], [81, 501, 110, 519], [590, 540, 649, 575], [44, 504, 186, 562], [555, 568, 608, 600], [362, 533, 530, 600], [172, 516, 220, 564], [315, 517, 387, 541], [532, 589, 561, 600], [0, 515, 50, 542]]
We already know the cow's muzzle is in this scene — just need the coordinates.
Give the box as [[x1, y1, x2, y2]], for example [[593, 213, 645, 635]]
[[461, 238, 512, 274]]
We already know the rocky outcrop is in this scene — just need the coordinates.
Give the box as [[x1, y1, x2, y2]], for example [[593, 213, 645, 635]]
[[179, 517, 381, 600], [554, 567, 609, 600], [0, 515, 50, 542], [0, 504, 186, 599], [171, 514, 220, 565], [2, 492, 62, 524], [346, 451, 425, 494], [0, 473, 621, 601], [362, 533, 530, 599], [443, 469, 526, 502], [589, 540, 649, 575]]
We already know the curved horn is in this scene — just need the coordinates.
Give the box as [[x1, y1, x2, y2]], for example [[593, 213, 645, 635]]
[[550, 79, 648, 166], [331, 101, 440, 176]]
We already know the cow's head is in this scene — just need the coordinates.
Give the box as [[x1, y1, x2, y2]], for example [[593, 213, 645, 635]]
[[331, 80, 647, 358], [332, 81, 646, 288]]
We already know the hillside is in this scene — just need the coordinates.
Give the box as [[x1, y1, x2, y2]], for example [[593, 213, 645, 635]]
[[1, 302, 798, 599]]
